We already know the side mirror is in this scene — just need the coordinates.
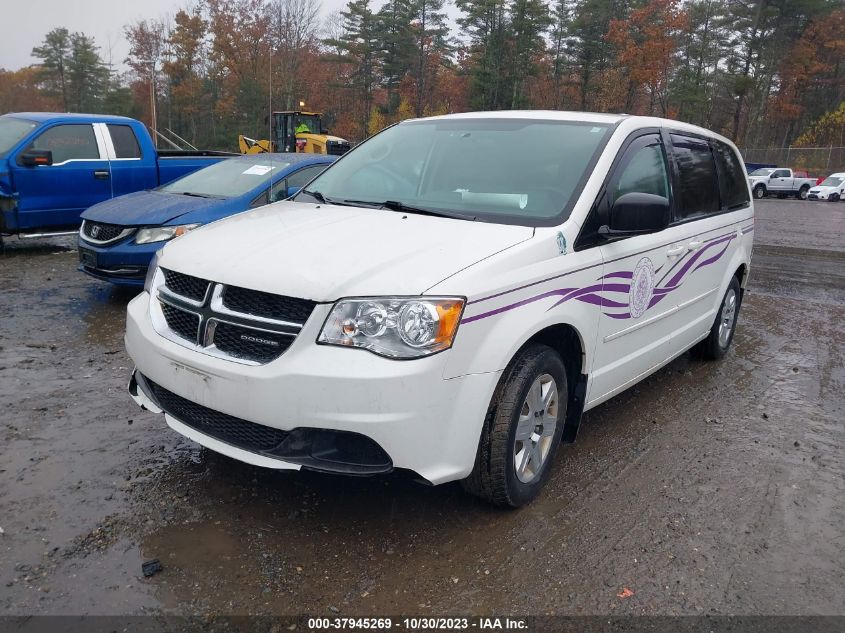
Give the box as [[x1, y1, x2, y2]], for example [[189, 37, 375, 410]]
[[599, 192, 669, 239], [19, 149, 53, 167]]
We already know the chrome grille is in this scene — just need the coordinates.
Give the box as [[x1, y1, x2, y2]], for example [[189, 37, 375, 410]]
[[162, 269, 210, 303], [211, 320, 294, 363], [160, 302, 200, 342], [80, 220, 134, 245], [221, 286, 315, 322], [151, 270, 311, 365]]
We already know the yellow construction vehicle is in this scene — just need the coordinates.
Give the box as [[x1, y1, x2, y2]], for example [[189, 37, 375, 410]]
[[238, 111, 351, 156]]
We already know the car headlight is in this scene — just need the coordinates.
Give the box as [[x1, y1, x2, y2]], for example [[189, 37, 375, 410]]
[[143, 250, 162, 293], [318, 297, 465, 359], [135, 223, 201, 244]]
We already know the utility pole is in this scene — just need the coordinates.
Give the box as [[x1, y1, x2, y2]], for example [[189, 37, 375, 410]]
[[138, 59, 158, 148]]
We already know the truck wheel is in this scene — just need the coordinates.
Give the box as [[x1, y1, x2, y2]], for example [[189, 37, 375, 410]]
[[798, 185, 810, 200], [692, 276, 741, 361], [753, 184, 766, 199], [462, 344, 567, 507]]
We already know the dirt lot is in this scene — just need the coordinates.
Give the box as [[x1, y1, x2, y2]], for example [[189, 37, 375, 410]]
[[1, 198, 843, 616]]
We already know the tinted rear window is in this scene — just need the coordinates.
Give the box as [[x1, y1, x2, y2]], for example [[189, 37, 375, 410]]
[[713, 141, 750, 210], [671, 134, 719, 219], [107, 124, 141, 159]]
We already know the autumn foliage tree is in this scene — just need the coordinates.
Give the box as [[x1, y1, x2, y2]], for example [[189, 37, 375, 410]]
[[606, 0, 687, 116], [3, 0, 842, 162]]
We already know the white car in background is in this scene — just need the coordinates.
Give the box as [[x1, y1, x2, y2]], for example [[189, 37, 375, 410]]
[[808, 173, 845, 201], [125, 111, 754, 507]]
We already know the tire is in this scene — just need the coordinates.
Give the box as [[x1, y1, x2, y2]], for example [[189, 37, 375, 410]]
[[753, 184, 766, 199], [831, 193, 840, 202], [798, 185, 810, 200], [692, 276, 742, 360], [461, 344, 567, 507]]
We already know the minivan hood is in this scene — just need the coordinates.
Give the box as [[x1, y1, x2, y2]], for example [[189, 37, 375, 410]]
[[158, 202, 534, 301], [81, 190, 220, 226]]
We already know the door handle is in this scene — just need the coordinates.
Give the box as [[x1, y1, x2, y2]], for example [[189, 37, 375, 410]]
[[93, 170, 110, 180], [666, 245, 687, 257], [687, 240, 703, 251]]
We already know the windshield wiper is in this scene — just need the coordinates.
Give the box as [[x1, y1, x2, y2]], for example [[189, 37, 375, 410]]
[[179, 191, 216, 198], [300, 189, 335, 204], [380, 200, 476, 221]]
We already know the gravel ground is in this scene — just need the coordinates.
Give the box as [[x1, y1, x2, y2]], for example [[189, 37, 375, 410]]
[[0, 198, 843, 616]]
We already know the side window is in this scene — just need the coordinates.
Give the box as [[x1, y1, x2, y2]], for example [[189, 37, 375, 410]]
[[670, 134, 719, 219], [772, 169, 790, 178], [286, 164, 329, 190], [611, 142, 669, 204], [576, 133, 668, 249], [251, 189, 270, 208], [24, 124, 99, 164], [107, 124, 141, 159], [713, 141, 750, 210]]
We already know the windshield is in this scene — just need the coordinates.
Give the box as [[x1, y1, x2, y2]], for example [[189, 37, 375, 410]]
[[295, 115, 321, 134], [298, 118, 612, 225], [749, 168, 775, 176], [819, 176, 843, 188], [0, 116, 38, 157], [158, 158, 291, 198]]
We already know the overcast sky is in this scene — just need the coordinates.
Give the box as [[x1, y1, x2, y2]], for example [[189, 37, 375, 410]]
[[0, 0, 353, 72]]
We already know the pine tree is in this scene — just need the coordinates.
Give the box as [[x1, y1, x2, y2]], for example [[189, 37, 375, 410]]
[[507, 0, 551, 108], [32, 28, 72, 111], [456, 0, 509, 109], [376, 0, 414, 116], [325, 0, 381, 137], [408, 0, 451, 116], [66, 33, 110, 112]]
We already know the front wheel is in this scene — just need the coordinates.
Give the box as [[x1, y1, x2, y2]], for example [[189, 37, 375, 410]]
[[798, 186, 810, 200], [753, 184, 766, 199], [462, 344, 567, 507], [692, 276, 741, 360]]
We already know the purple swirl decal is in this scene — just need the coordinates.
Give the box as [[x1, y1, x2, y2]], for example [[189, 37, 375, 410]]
[[463, 224, 752, 325]]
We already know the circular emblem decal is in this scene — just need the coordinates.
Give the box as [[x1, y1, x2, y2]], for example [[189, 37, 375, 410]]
[[629, 257, 655, 319]]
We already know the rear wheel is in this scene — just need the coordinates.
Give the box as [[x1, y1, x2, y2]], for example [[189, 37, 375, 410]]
[[693, 276, 741, 360], [462, 344, 567, 507], [798, 185, 810, 200], [753, 184, 766, 199]]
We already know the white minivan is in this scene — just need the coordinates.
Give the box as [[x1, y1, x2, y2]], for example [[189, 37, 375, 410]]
[[125, 111, 753, 506]]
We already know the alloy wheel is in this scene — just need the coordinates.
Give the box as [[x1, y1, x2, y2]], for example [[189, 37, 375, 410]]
[[513, 374, 559, 483], [718, 288, 738, 349]]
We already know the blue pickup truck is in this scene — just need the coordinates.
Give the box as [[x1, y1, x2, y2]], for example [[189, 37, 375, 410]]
[[0, 113, 234, 247]]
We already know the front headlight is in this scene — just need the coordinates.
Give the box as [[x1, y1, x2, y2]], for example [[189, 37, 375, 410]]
[[135, 223, 201, 244], [318, 297, 465, 359]]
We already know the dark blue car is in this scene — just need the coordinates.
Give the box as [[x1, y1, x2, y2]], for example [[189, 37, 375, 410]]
[[77, 153, 334, 286]]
